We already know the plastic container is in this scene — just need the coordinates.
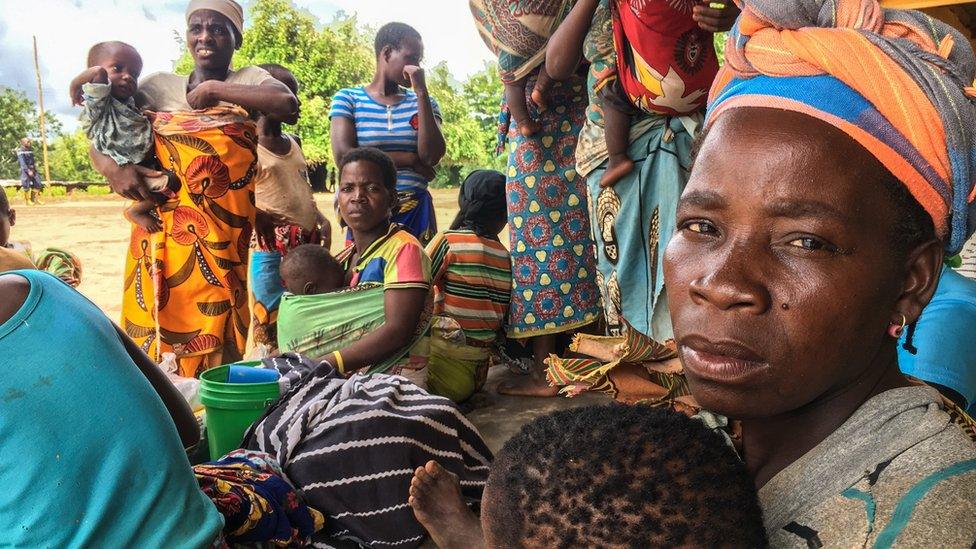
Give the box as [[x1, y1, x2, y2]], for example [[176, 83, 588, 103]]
[[199, 362, 280, 459], [227, 365, 281, 384]]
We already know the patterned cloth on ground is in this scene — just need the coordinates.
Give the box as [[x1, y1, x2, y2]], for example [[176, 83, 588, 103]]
[[194, 449, 325, 546], [469, 0, 575, 83], [609, 0, 718, 116], [501, 71, 601, 338], [243, 359, 493, 548], [122, 106, 257, 377], [80, 81, 153, 166], [709, 0, 976, 254], [544, 319, 696, 411]]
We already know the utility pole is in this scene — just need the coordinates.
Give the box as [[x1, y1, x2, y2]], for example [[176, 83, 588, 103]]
[[32, 35, 51, 182]]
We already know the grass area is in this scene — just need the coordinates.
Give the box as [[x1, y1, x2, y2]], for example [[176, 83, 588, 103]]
[[4, 185, 115, 204]]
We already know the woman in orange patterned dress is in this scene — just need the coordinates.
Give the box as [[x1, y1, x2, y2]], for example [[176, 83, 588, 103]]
[[90, 0, 297, 376]]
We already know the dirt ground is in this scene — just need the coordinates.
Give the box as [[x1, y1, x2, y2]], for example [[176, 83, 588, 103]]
[[11, 189, 469, 320]]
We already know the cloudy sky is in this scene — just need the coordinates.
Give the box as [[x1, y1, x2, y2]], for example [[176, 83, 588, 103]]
[[0, 0, 494, 131]]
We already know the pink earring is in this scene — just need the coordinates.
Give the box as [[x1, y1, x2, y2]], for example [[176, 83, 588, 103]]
[[888, 313, 907, 338]]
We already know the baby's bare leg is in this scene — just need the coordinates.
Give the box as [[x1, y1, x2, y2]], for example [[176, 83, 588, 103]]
[[125, 199, 163, 233], [505, 79, 541, 137], [600, 102, 635, 188], [531, 67, 553, 111]]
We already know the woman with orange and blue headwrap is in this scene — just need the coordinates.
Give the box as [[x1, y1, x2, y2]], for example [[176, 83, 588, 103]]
[[663, 0, 976, 545]]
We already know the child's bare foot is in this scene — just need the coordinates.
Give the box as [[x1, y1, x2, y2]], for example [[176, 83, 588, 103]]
[[125, 206, 163, 233], [530, 85, 549, 112], [408, 461, 485, 549], [600, 154, 635, 188], [518, 119, 541, 137]]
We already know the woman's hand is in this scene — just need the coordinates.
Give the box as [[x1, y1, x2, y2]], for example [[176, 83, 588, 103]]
[[186, 79, 223, 110], [89, 145, 160, 201], [693, 1, 741, 32], [403, 66, 427, 94]]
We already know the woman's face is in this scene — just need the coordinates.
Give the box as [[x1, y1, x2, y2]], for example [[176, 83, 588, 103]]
[[664, 108, 928, 420], [338, 160, 393, 235], [382, 36, 424, 88], [186, 10, 237, 72]]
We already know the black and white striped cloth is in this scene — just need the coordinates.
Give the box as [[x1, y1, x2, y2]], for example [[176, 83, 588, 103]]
[[243, 355, 492, 548]]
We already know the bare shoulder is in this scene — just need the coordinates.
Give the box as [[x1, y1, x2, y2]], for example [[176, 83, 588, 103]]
[[0, 274, 30, 325]]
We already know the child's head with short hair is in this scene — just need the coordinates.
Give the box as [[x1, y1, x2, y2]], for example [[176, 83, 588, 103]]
[[0, 191, 14, 247], [86, 41, 143, 101], [258, 63, 300, 125], [482, 404, 767, 548], [280, 244, 344, 295]]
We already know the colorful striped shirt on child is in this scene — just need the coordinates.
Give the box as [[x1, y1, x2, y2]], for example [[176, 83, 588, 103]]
[[426, 230, 512, 343]]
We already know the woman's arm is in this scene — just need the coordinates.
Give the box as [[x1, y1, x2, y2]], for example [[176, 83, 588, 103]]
[[327, 287, 428, 374], [546, 0, 601, 80], [187, 78, 298, 119], [113, 323, 200, 449], [89, 145, 163, 201], [404, 67, 446, 168], [330, 116, 359, 167]]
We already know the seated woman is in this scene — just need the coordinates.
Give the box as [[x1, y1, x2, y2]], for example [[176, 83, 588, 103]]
[[0, 269, 222, 544], [425, 170, 512, 403], [664, 1, 976, 545], [276, 147, 432, 385]]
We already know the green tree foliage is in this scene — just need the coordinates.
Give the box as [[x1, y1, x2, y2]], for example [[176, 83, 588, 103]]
[[427, 61, 495, 186], [49, 129, 101, 181], [0, 87, 61, 179]]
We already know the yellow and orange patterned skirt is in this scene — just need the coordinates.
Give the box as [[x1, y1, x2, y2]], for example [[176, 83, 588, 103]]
[[123, 106, 257, 377]]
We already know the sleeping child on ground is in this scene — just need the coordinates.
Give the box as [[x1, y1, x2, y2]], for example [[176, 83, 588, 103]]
[[598, 0, 720, 187], [279, 244, 345, 296], [408, 404, 767, 548], [70, 41, 176, 232]]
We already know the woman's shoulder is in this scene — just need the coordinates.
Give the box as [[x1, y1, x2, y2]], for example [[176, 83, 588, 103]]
[[860, 422, 976, 546], [228, 65, 273, 86]]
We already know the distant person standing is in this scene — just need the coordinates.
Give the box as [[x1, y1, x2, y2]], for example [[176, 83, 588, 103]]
[[330, 22, 445, 245], [16, 138, 43, 206]]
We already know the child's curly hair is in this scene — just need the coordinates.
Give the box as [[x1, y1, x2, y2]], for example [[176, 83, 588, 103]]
[[484, 404, 767, 548]]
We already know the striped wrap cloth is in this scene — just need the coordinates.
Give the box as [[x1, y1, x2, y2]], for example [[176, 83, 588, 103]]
[[708, 0, 976, 253], [243, 355, 492, 548]]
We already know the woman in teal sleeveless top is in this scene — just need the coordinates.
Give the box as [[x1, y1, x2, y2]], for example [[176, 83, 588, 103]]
[[0, 269, 222, 546]]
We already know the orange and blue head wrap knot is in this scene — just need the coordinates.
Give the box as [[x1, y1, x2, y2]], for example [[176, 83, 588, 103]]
[[707, 0, 976, 254]]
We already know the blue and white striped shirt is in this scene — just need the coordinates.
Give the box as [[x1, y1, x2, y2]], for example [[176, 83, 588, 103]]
[[330, 86, 441, 193]]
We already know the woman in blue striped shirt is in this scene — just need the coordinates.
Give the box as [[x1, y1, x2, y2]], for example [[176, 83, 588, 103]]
[[330, 22, 446, 245]]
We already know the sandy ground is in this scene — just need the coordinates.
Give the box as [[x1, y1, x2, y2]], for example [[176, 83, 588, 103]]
[[11, 189, 470, 320]]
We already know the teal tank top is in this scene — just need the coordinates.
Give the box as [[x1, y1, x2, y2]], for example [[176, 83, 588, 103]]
[[0, 270, 223, 546]]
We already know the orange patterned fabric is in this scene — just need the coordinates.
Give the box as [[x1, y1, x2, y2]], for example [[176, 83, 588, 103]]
[[122, 106, 257, 377], [709, 0, 976, 253]]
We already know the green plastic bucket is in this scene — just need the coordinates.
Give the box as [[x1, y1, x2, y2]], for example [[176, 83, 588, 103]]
[[199, 362, 280, 459]]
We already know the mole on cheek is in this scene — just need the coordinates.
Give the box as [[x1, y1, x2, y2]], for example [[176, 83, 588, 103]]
[[781, 303, 790, 310]]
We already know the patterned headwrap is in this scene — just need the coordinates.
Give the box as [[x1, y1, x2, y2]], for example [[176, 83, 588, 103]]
[[707, 0, 976, 254]]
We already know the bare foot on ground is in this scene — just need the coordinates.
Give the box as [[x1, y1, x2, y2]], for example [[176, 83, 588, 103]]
[[409, 461, 485, 549], [600, 153, 635, 188], [497, 371, 560, 397]]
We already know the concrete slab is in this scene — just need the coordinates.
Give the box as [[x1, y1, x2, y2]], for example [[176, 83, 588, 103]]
[[464, 366, 610, 454]]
